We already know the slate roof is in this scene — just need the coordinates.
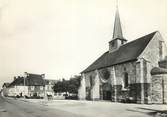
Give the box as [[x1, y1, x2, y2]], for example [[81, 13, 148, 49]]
[[151, 67, 167, 75], [82, 31, 157, 73], [9, 77, 24, 87], [9, 73, 45, 87], [2, 83, 10, 88], [45, 79, 58, 85], [26, 73, 45, 86]]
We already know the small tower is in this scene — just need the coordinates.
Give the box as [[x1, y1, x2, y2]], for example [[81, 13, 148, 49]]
[[109, 5, 127, 53]]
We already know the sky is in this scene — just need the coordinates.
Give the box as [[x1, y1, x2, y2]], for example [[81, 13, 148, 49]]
[[0, 0, 167, 88]]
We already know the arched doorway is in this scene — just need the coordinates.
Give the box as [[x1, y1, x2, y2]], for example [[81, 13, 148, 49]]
[[100, 83, 112, 100]]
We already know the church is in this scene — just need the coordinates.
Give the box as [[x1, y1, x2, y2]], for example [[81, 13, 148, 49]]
[[78, 6, 167, 104]]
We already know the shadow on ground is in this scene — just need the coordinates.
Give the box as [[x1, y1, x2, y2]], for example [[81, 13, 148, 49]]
[[127, 107, 167, 117]]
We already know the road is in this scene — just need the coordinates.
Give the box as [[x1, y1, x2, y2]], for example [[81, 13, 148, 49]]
[[0, 95, 83, 117], [1, 95, 167, 117]]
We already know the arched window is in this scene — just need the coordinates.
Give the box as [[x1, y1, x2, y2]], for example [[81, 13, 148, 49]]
[[89, 76, 93, 87], [124, 72, 129, 88]]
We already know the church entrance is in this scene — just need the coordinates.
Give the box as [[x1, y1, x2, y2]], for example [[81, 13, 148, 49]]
[[103, 90, 111, 100], [100, 83, 112, 100]]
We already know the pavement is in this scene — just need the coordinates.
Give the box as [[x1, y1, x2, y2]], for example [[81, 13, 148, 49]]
[[0, 95, 83, 117], [1, 96, 167, 117], [18, 98, 167, 117]]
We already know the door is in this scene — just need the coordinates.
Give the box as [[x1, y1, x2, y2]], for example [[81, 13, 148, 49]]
[[101, 83, 112, 100], [103, 91, 111, 100]]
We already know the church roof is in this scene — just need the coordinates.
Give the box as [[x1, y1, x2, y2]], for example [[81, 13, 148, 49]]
[[82, 31, 157, 73]]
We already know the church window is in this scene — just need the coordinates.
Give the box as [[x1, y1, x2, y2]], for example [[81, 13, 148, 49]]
[[101, 69, 110, 80], [112, 41, 115, 47], [124, 72, 129, 88], [90, 76, 93, 87], [124, 67, 126, 71], [121, 40, 124, 44]]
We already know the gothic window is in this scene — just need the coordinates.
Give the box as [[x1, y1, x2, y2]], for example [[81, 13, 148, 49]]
[[124, 72, 129, 88], [89, 76, 94, 87], [101, 69, 110, 80]]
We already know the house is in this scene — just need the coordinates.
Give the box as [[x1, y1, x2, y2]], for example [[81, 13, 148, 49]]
[[2, 72, 58, 98], [4, 73, 45, 98], [25, 72, 45, 97], [45, 79, 58, 96], [78, 6, 167, 104], [7, 76, 28, 97], [1, 82, 10, 96]]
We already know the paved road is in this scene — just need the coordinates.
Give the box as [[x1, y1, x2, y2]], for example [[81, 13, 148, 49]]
[[0, 95, 83, 117]]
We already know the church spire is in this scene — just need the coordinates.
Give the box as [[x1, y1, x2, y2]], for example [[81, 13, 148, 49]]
[[112, 3, 123, 40], [109, 1, 127, 53]]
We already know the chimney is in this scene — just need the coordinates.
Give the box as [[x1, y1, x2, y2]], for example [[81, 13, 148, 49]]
[[41, 74, 45, 79], [14, 76, 17, 81]]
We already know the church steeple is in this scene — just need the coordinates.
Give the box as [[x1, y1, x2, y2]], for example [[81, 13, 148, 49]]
[[109, 2, 127, 53], [113, 5, 123, 40]]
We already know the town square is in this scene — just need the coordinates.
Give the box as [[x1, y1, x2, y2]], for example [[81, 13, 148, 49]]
[[0, 0, 167, 117]]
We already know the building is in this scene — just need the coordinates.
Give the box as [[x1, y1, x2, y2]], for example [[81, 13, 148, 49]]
[[45, 79, 58, 96], [4, 73, 44, 97], [1, 82, 10, 96], [2, 72, 57, 98], [25, 72, 45, 97], [78, 6, 167, 104]]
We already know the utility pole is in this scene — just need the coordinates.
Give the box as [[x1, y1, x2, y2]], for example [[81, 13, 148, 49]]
[[24, 72, 27, 99], [42, 74, 46, 100]]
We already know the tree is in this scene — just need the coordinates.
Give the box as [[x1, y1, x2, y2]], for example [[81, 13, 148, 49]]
[[53, 75, 81, 94], [53, 80, 64, 93], [68, 75, 81, 94]]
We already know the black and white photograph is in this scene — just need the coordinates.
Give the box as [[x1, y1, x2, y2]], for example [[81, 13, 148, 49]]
[[0, 0, 167, 117]]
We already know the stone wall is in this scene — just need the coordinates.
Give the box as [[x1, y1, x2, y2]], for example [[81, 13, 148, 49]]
[[95, 61, 138, 102], [111, 62, 137, 102], [84, 71, 98, 100], [151, 74, 167, 104], [83, 61, 149, 103], [138, 32, 167, 103], [139, 32, 165, 67], [83, 58, 158, 103]]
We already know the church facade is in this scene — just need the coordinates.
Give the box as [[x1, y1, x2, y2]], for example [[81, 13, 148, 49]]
[[78, 7, 167, 104]]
